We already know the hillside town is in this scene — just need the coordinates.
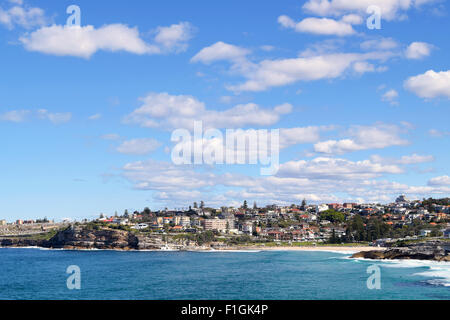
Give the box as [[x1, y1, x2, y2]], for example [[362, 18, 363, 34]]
[[2, 196, 449, 246]]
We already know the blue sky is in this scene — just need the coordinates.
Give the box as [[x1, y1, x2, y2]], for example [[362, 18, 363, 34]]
[[0, 0, 449, 221]]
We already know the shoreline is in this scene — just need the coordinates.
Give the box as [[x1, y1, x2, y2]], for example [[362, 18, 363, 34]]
[[0, 245, 385, 254], [218, 246, 385, 254]]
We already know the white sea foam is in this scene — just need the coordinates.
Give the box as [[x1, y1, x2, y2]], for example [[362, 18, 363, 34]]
[[353, 258, 450, 287], [381, 260, 450, 287]]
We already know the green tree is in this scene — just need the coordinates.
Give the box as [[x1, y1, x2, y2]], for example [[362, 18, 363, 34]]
[[301, 199, 307, 210], [320, 210, 345, 223]]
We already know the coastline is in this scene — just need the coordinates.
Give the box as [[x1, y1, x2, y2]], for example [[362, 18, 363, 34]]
[[217, 246, 385, 254], [0, 245, 384, 254]]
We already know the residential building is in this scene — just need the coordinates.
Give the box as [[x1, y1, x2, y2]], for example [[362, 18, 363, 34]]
[[203, 218, 234, 232]]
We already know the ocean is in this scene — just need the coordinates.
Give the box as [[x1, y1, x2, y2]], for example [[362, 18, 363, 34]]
[[0, 248, 448, 300]]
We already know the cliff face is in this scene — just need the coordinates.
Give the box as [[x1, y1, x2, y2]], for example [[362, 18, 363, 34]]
[[45, 226, 139, 250], [0, 226, 140, 250], [0, 225, 206, 251], [0, 238, 42, 247], [352, 241, 450, 262]]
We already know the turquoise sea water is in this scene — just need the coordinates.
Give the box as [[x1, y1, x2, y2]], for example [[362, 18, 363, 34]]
[[0, 248, 448, 300]]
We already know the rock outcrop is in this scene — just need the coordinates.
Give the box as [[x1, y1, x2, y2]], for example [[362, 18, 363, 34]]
[[0, 225, 208, 251], [45, 225, 139, 250], [352, 241, 450, 262], [0, 237, 42, 247]]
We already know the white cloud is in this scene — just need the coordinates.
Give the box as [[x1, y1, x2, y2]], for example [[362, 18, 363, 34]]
[[428, 175, 450, 186], [278, 157, 403, 180], [20, 21, 194, 58], [405, 42, 433, 59], [0, 3, 47, 29], [279, 126, 331, 148], [314, 123, 409, 154], [278, 15, 359, 36], [88, 113, 102, 120], [119, 156, 449, 208], [116, 138, 161, 155], [404, 70, 450, 99], [153, 22, 194, 52], [0, 109, 30, 122], [124, 92, 292, 130], [123, 159, 216, 192], [371, 153, 435, 165], [260, 45, 275, 52], [360, 38, 399, 51], [37, 109, 72, 124], [302, 0, 436, 21], [382, 89, 399, 105], [192, 40, 396, 92], [353, 61, 375, 73], [227, 51, 393, 92], [0, 109, 72, 124], [191, 41, 250, 64], [397, 154, 434, 165]]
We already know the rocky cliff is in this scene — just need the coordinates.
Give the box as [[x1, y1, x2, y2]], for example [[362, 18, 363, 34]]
[[45, 225, 139, 250], [0, 237, 42, 247], [0, 225, 140, 250], [0, 225, 207, 251], [352, 241, 450, 262]]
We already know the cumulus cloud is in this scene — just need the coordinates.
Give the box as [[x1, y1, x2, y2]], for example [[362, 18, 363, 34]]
[[191, 41, 250, 64], [123, 159, 216, 193], [314, 123, 409, 154], [116, 138, 161, 155], [192, 39, 396, 92], [278, 15, 361, 36], [153, 22, 195, 52], [226, 51, 392, 92], [360, 38, 399, 51], [278, 157, 403, 180], [397, 154, 435, 165], [302, 0, 436, 21], [428, 175, 450, 186], [371, 153, 435, 165], [124, 92, 292, 130], [279, 126, 332, 148], [118, 156, 450, 208], [382, 89, 399, 105], [405, 42, 433, 59], [20, 21, 194, 58], [404, 70, 450, 99], [0, 2, 47, 29]]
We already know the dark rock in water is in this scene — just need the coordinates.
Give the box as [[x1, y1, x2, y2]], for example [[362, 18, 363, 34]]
[[352, 241, 450, 262], [0, 238, 42, 247]]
